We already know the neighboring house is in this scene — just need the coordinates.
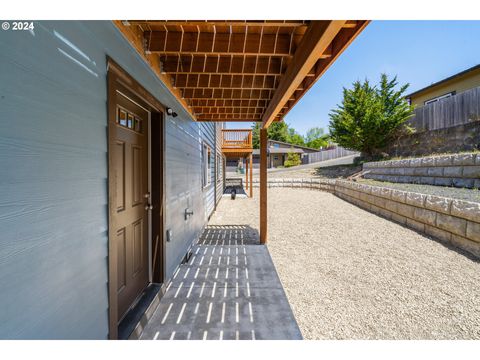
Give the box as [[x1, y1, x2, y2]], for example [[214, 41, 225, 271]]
[[390, 64, 480, 157], [406, 64, 480, 106], [252, 140, 319, 168]]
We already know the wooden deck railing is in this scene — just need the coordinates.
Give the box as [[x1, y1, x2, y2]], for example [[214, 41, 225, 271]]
[[221, 129, 253, 151]]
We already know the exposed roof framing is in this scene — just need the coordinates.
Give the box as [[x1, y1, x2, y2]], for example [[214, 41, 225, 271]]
[[115, 20, 368, 126]]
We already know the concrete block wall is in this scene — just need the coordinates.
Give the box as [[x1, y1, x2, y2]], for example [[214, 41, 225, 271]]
[[248, 178, 480, 258], [334, 180, 480, 258], [251, 178, 336, 192], [363, 152, 480, 189]]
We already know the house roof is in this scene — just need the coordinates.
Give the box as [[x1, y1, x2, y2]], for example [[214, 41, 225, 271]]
[[268, 139, 319, 152], [405, 63, 480, 99], [114, 20, 368, 127], [253, 147, 304, 155]]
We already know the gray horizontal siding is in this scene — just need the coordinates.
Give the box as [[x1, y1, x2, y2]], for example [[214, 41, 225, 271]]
[[199, 122, 216, 219], [215, 123, 225, 204], [0, 20, 216, 339], [164, 118, 216, 279]]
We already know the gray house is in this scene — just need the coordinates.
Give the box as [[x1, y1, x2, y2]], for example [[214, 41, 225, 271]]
[[0, 21, 223, 339], [252, 140, 319, 168], [0, 20, 367, 339]]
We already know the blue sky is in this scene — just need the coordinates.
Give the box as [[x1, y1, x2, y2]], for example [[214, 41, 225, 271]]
[[226, 20, 480, 135]]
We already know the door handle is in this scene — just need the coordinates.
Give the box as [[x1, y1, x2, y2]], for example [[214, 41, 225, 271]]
[[145, 204, 153, 211]]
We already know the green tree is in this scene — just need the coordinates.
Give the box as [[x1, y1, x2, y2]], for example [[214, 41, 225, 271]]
[[251, 121, 289, 149], [328, 74, 414, 159], [304, 127, 330, 149], [283, 150, 302, 167], [286, 128, 305, 146], [305, 127, 324, 142]]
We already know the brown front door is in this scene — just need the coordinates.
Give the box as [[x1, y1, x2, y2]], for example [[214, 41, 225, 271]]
[[111, 89, 150, 322]]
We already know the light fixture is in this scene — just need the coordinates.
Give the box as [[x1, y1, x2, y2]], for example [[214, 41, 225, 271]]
[[166, 107, 178, 117]]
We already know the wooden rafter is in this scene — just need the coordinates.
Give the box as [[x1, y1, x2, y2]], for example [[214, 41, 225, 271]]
[[261, 21, 346, 128], [133, 21, 309, 28], [114, 20, 368, 123], [113, 20, 196, 121]]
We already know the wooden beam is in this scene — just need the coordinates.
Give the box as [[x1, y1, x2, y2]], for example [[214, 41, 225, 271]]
[[190, 99, 271, 107], [342, 20, 358, 28], [276, 20, 370, 121], [261, 21, 346, 128], [179, 85, 276, 90], [134, 21, 309, 28], [198, 117, 261, 122], [160, 55, 288, 76], [165, 71, 287, 76], [146, 30, 296, 57], [112, 21, 197, 121], [249, 153, 253, 198], [260, 128, 268, 244], [245, 156, 249, 192], [196, 109, 264, 116]]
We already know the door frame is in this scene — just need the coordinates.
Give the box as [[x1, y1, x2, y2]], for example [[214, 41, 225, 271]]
[[107, 58, 166, 339]]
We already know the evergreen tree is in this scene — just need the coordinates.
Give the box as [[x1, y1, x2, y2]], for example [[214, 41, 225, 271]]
[[328, 74, 414, 158]]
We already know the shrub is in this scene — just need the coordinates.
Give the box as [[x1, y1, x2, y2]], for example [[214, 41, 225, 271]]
[[284, 151, 302, 167]]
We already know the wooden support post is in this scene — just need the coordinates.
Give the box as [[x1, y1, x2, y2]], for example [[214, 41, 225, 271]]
[[249, 153, 253, 198], [260, 128, 268, 244], [245, 157, 249, 192]]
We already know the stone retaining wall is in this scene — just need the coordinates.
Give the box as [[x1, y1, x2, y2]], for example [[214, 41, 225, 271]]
[[250, 178, 480, 258], [363, 152, 480, 189], [251, 178, 336, 192], [386, 121, 480, 158], [335, 180, 480, 258]]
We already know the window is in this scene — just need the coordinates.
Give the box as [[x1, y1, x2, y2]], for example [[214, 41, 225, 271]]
[[216, 153, 223, 183], [424, 91, 455, 105], [116, 106, 143, 133], [202, 143, 212, 188]]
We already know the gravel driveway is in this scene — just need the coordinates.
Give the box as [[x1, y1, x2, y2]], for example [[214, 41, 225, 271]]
[[209, 188, 480, 339]]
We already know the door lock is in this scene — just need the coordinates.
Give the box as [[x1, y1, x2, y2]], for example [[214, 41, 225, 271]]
[[184, 208, 194, 220], [145, 204, 153, 211]]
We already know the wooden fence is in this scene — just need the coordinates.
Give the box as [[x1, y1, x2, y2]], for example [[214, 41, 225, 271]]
[[407, 86, 480, 132], [303, 146, 359, 164]]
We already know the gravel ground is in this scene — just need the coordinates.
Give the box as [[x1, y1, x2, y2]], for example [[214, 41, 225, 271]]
[[264, 164, 361, 179], [208, 188, 480, 339], [358, 179, 480, 203]]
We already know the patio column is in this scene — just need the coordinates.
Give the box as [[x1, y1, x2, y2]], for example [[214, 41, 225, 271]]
[[260, 128, 268, 244], [245, 156, 249, 193], [249, 152, 253, 198]]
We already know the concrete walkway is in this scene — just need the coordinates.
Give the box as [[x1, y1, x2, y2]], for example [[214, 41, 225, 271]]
[[138, 225, 302, 340]]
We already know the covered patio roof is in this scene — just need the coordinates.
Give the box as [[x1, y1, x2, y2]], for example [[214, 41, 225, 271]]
[[114, 19, 369, 245], [114, 20, 368, 128]]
